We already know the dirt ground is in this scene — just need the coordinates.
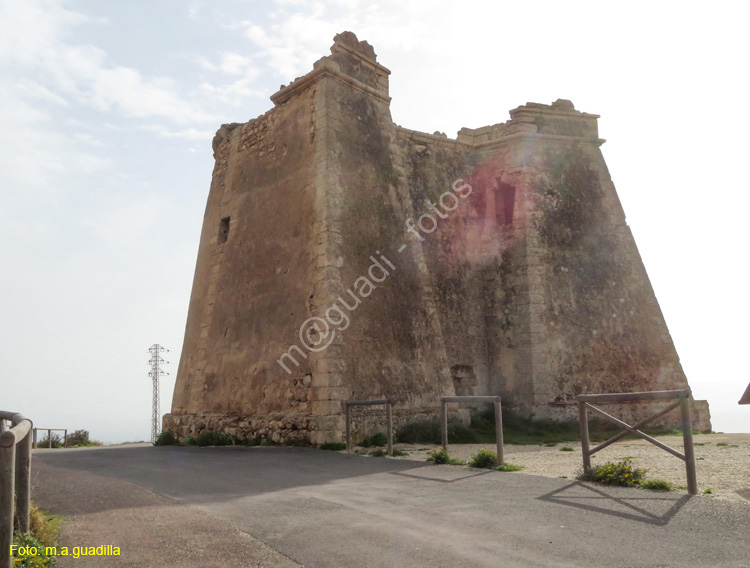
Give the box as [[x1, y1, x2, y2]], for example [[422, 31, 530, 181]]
[[387, 433, 750, 503]]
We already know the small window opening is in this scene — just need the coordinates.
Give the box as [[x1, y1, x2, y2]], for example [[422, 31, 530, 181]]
[[495, 181, 516, 226], [218, 216, 230, 244]]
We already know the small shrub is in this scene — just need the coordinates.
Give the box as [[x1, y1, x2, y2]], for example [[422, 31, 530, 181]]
[[392, 449, 408, 457], [426, 448, 464, 465], [543, 442, 556, 447], [369, 448, 387, 457], [154, 431, 177, 446], [196, 431, 232, 447], [320, 442, 346, 451], [37, 432, 62, 449], [716, 442, 728, 447], [560, 446, 574, 452], [427, 448, 449, 464], [360, 432, 387, 448], [183, 435, 197, 446], [704, 488, 713, 494], [495, 463, 524, 472], [469, 448, 497, 469], [241, 437, 261, 447], [577, 459, 645, 487], [66, 429, 102, 447], [641, 479, 673, 491]]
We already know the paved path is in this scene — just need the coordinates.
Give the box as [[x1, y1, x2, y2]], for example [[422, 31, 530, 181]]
[[34, 446, 750, 567]]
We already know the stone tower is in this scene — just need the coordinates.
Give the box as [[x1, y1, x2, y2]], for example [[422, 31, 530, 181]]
[[164, 32, 710, 444]]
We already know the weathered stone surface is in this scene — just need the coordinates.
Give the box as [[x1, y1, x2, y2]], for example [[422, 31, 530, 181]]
[[163, 32, 710, 444]]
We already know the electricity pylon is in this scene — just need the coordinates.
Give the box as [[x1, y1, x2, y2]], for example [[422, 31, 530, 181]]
[[148, 344, 169, 443]]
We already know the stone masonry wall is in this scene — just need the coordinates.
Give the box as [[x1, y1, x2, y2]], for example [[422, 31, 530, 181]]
[[165, 33, 710, 444]]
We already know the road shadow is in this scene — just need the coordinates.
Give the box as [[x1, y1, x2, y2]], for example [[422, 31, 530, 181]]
[[33, 446, 432, 510], [538, 481, 692, 526], [389, 467, 492, 483]]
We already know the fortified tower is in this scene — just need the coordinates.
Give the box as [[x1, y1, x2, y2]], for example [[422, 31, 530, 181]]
[[164, 32, 710, 444]]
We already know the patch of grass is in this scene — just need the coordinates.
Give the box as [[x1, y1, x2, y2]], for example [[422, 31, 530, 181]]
[[577, 459, 645, 487], [500, 407, 685, 445], [426, 448, 464, 465], [675, 485, 687, 490], [395, 406, 689, 449], [396, 417, 487, 445], [12, 533, 56, 567], [29, 504, 62, 548], [495, 463, 524, 472], [469, 448, 498, 469], [641, 479, 673, 491], [716, 442, 729, 447], [360, 432, 387, 448], [182, 435, 197, 446], [196, 431, 233, 447], [560, 446, 574, 452], [282, 437, 310, 447], [154, 431, 178, 446], [543, 442, 556, 447], [66, 429, 103, 448], [320, 442, 346, 451], [704, 488, 713, 494], [368, 448, 410, 457], [12, 503, 62, 567]]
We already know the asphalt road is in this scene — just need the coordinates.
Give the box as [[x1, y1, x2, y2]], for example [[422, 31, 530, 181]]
[[34, 446, 750, 567]]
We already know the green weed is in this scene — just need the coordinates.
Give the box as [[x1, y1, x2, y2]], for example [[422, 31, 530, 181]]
[[577, 459, 645, 487], [426, 448, 464, 465], [469, 448, 498, 469], [495, 463, 524, 472], [641, 479, 673, 491]]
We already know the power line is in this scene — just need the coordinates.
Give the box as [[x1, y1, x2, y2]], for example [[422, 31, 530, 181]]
[[148, 344, 169, 443]]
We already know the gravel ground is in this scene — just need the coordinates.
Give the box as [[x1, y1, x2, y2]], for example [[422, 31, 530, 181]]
[[383, 433, 750, 503]]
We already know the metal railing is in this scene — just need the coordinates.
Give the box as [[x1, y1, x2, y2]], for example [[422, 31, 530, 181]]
[[345, 399, 393, 456], [33, 428, 68, 448], [441, 396, 504, 466], [577, 390, 697, 494], [1, 411, 33, 568]]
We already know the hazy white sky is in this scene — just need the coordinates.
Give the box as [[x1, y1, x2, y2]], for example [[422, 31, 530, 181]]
[[1, 0, 748, 442]]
